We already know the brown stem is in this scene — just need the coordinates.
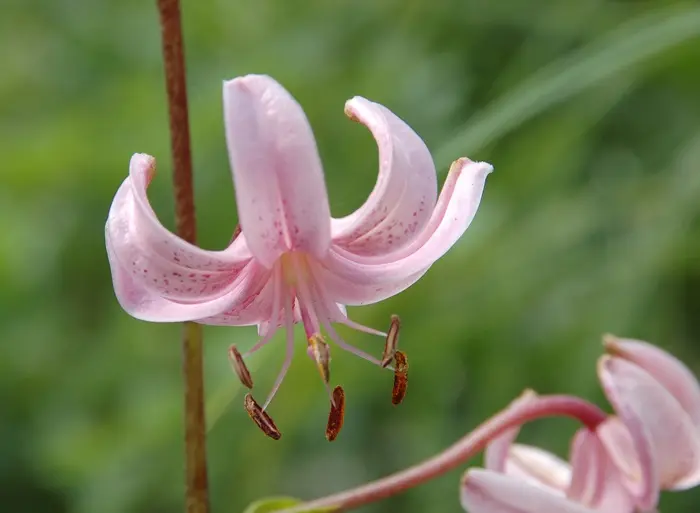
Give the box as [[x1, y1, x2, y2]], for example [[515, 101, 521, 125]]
[[278, 395, 606, 513], [156, 1, 209, 512]]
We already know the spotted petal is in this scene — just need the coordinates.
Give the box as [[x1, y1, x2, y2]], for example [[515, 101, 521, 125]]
[[223, 75, 332, 267], [105, 154, 265, 322], [332, 97, 438, 255], [322, 158, 492, 304]]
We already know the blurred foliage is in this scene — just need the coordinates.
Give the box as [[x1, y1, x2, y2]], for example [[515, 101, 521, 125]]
[[2, 0, 700, 512]]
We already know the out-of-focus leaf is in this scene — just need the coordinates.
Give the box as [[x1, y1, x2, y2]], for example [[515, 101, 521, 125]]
[[242, 496, 337, 513], [435, 5, 700, 165], [242, 497, 302, 513]]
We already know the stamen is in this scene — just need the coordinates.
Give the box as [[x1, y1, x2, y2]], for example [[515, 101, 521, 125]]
[[309, 333, 331, 384], [290, 254, 323, 338], [244, 393, 281, 440], [303, 272, 388, 368], [337, 316, 386, 338], [261, 289, 296, 411], [304, 263, 386, 338], [381, 315, 401, 368], [228, 344, 253, 389], [242, 328, 277, 358], [243, 265, 283, 358], [326, 385, 346, 442], [323, 320, 386, 368], [392, 350, 408, 406]]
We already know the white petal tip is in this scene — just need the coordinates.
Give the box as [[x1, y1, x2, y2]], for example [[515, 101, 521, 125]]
[[130, 153, 157, 181], [344, 96, 372, 122], [223, 74, 277, 96], [602, 333, 621, 350], [451, 157, 494, 176], [131, 153, 155, 166]]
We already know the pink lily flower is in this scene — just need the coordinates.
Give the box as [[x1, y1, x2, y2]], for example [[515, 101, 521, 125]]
[[460, 393, 635, 513], [105, 74, 493, 425], [598, 335, 700, 508]]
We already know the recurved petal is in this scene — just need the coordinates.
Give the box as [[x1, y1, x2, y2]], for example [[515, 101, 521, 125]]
[[120, 154, 251, 271], [460, 469, 594, 513], [199, 263, 277, 326], [604, 335, 700, 428], [332, 97, 438, 254], [107, 238, 267, 323], [105, 154, 265, 321], [223, 75, 331, 267], [314, 261, 427, 306], [599, 356, 700, 494], [323, 158, 492, 286]]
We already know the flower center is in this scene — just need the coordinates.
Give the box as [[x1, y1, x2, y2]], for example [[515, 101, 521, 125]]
[[229, 249, 410, 440], [278, 251, 309, 288]]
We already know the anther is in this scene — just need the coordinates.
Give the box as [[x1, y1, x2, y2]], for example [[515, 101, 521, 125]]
[[244, 393, 281, 440], [381, 315, 401, 368], [309, 333, 331, 385], [392, 350, 408, 406], [228, 344, 253, 389], [325, 385, 346, 442]]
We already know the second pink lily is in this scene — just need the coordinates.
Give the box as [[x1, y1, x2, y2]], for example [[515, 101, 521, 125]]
[[461, 336, 700, 512]]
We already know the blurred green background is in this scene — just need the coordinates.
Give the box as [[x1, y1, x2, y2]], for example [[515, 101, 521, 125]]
[[3, 0, 700, 512]]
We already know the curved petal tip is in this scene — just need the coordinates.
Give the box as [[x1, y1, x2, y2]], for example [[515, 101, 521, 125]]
[[603, 334, 700, 428]]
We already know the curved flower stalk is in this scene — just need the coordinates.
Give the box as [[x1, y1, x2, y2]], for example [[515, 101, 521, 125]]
[[461, 336, 700, 513], [105, 74, 493, 435]]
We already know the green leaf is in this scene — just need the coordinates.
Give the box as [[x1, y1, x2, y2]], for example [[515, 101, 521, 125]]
[[242, 497, 338, 513], [435, 5, 700, 167], [242, 497, 302, 513]]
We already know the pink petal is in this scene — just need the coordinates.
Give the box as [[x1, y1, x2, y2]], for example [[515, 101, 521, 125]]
[[597, 417, 642, 495], [599, 356, 700, 494], [313, 261, 427, 306], [604, 335, 700, 428], [105, 154, 266, 322], [323, 158, 492, 288], [199, 263, 277, 326], [331, 97, 438, 255], [568, 429, 606, 506], [107, 238, 268, 323], [505, 444, 571, 494], [223, 75, 331, 267], [460, 469, 594, 513], [568, 428, 636, 512]]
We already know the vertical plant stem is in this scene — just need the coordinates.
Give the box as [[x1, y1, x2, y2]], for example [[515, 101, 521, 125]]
[[156, 1, 209, 512]]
